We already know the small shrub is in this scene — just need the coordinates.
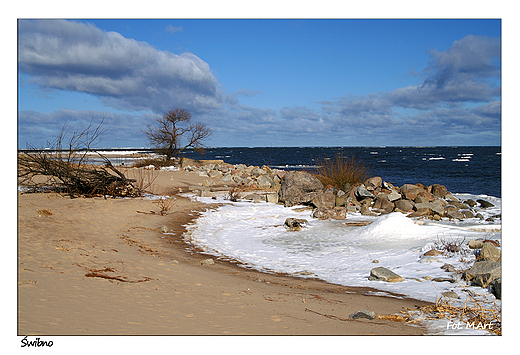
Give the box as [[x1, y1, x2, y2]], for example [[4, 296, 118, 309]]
[[153, 197, 175, 216], [227, 187, 242, 202], [314, 153, 371, 190], [432, 236, 469, 256]]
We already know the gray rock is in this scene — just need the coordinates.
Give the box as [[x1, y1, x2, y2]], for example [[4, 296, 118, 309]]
[[266, 193, 279, 204], [464, 199, 477, 207], [311, 187, 337, 208], [372, 197, 395, 214], [349, 310, 376, 320], [413, 201, 444, 216], [461, 210, 475, 218], [430, 184, 448, 198], [369, 267, 403, 282], [445, 210, 464, 220], [479, 242, 501, 262], [490, 278, 501, 299], [477, 199, 495, 208], [250, 167, 267, 177], [386, 190, 402, 202], [468, 240, 484, 249], [360, 204, 378, 216], [465, 260, 501, 287], [364, 176, 382, 191], [394, 199, 414, 212], [355, 184, 375, 199], [244, 193, 265, 202], [400, 184, 423, 200], [256, 175, 273, 189], [278, 171, 324, 207], [200, 258, 215, 265]]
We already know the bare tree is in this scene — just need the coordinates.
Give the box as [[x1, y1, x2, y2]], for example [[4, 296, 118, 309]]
[[18, 118, 140, 198], [144, 108, 212, 161]]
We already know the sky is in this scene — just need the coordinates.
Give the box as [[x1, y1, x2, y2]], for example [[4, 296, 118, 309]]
[[17, 17, 502, 148]]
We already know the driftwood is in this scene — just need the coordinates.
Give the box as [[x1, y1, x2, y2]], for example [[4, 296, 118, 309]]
[[18, 118, 140, 198]]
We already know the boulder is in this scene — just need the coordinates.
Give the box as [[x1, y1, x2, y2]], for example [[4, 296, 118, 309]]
[[364, 176, 382, 191], [415, 191, 434, 203], [256, 175, 273, 189], [430, 184, 448, 198], [445, 210, 464, 220], [468, 240, 484, 249], [477, 199, 495, 208], [464, 199, 477, 207], [250, 166, 267, 177], [355, 184, 375, 199], [394, 199, 414, 212], [373, 196, 395, 214], [407, 208, 432, 218], [311, 187, 337, 208], [312, 207, 347, 220], [284, 218, 309, 231], [369, 267, 403, 282], [244, 193, 265, 203], [479, 242, 501, 262], [266, 193, 279, 204], [400, 184, 423, 200], [349, 310, 376, 320], [465, 260, 501, 287], [278, 171, 324, 207], [361, 204, 378, 216], [386, 190, 402, 202]]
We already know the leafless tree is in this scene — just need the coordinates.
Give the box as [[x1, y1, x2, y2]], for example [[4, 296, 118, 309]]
[[18, 118, 140, 198], [144, 108, 212, 161]]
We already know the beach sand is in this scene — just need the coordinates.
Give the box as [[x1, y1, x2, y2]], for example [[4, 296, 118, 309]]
[[18, 168, 430, 336]]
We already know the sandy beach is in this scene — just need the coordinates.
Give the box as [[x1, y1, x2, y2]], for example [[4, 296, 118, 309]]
[[17, 167, 431, 336]]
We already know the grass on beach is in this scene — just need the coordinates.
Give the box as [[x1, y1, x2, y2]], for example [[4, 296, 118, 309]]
[[313, 153, 371, 190]]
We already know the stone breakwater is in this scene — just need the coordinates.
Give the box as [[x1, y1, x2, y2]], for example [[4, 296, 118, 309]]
[[182, 159, 499, 223]]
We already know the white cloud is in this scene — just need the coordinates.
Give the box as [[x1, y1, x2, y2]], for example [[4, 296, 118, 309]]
[[18, 20, 222, 114]]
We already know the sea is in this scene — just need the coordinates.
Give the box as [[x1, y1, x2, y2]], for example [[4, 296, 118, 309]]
[[57, 145, 503, 333]]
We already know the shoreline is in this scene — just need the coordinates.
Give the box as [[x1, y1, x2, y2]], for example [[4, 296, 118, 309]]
[[17, 168, 433, 335]]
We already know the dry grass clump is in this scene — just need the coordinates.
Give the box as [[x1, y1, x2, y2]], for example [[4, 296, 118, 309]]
[[125, 168, 158, 194], [432, 235, 470, 257], [405, 294, 501, 335], [314, 153, 371, 190], [153, 197, 176, 216], [226, 187, 242, 202]]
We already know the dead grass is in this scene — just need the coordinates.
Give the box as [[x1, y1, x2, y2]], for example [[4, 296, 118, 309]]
[[313, 152, 371, 191], [226, 187, 242, 202], [402, 290, 501, 335], [153, 197, 176, 216]]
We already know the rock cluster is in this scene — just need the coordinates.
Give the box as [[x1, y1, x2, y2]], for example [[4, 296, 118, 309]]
[[182, 159, 285, 190], [464, 241, 501, 298], [368, 241, 501, 300], [277, 171, 497, 221]]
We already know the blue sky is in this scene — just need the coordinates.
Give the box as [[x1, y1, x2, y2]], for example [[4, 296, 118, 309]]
[[18, 18, 502, 148]]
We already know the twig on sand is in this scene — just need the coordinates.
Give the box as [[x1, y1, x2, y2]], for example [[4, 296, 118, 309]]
[[304, 308, 388, 326]]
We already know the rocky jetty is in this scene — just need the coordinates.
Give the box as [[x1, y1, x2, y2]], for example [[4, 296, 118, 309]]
[[277, 171, 497, 222], [182, 160, 498, 223]]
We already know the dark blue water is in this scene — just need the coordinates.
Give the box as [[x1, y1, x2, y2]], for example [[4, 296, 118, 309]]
[[177, 146, 501, 197]]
